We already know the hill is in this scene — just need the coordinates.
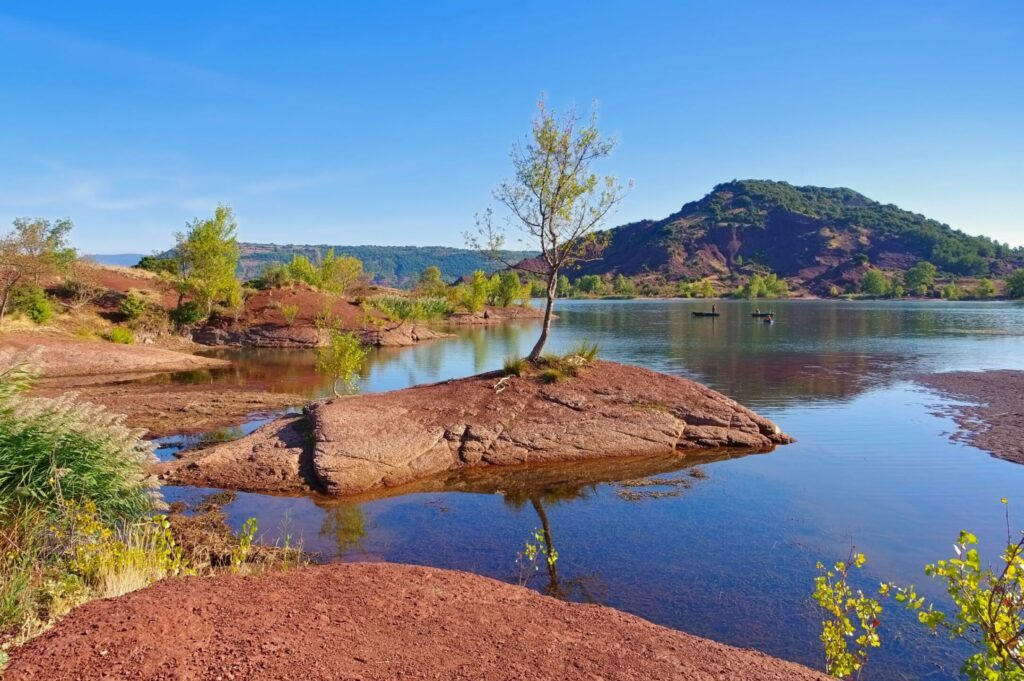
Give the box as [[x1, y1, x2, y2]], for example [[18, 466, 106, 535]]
[[235, 244, 536, 287], [573, 180, 1022, 295]]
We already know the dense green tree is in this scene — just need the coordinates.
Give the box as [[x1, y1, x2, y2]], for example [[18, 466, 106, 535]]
[[491, 271, 524, 308], [0, 218, 75, 327], [417, 266, 446, 296], [860, 268, 890, 297], [576, 274, 605, 294], [174, 205, 242, 318], [135, 255, 179, 276], [905, 261, 937, 295], [612, 273, 636, 295], [556, 274, 572, 297], [1006, 269, 1024, 299], [470, 98, 628, 360]]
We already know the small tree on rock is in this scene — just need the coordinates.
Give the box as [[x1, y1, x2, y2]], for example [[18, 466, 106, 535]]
[[469, 97, 628, 360], [316, 330, 369, 397]]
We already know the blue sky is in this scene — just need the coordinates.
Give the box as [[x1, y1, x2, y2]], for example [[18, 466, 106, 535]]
[[1, 1, 1021, 253]]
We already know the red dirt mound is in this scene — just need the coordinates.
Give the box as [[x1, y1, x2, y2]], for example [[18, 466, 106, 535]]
[[4, 562, 828, 681]]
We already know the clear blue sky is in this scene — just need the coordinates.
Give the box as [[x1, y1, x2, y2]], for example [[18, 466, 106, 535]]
[[1, 1, 1021, 253]]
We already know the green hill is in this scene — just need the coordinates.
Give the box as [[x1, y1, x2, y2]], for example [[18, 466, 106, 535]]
[[573, 180, 1021, 294]]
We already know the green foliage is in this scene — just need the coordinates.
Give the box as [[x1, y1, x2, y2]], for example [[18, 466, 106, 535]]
[[705, 180, 1017, 275], [0, 360, 157, 523], [363, 295, 453, 321], [0, 217, 75, 327], [1006, 269, 1024, 299], [556, 274, 572, 297], [169, 300, 204, 327], [677, 279, 715, 298], [105, 327, 135, 345], [612, 274, 637, 296], [229, 518, 258, 573], [316, 331, 369, 397], [942, 282, 964, 300], [974, 278, 996, 299], [279, 303, 300, 325], [312, 249, 363, 294], [173, 205, 242, 318], [905, 261, 937, 294], [118, 293, 148, 321], [860, 268, 890, 297], [255, 261, 292, 289], [812, 552, 883, 678], [456, 270, 490, 313], [11, 284, 54, 324], [490, 271, 526, 308], [134, 256, 178, 276], [416, 266, 447, 296], [575, 274, 605, 295], [738, 272, 789, 299]]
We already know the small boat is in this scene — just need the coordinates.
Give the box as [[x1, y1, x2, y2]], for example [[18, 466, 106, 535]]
[[692, 311, 720, 317], [751, 312, 774, 318]]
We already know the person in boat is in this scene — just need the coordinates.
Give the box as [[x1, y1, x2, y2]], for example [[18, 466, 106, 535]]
[[712, 303, 717, 315], [765, 313, 774, 323], [755, 307, 760, 315]]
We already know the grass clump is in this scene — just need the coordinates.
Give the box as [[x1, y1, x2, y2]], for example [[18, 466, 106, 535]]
[[279, 303, 300, 325], [503, 356, 529, 377], [363, 295, 453, 322], [537, 367, 567, 384], [105, 326, 135, 344]]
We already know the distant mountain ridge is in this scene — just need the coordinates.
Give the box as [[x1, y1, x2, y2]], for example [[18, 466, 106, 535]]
[[234, 243, 537, 287], [572, 180, 1021, 294]]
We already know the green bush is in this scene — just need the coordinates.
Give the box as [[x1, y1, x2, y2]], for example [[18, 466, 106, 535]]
[[170, 300, 204, 326], [118, 293, 148, 321], [279, 303, 300, 325], [1006, 269, 1024, 299], [316, 330, 369, 397], [105, 327, 135, 344], [12, 285, 54, 325]]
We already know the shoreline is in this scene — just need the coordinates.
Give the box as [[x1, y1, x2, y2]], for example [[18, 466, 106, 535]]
[[917, 370, 1024, 465]]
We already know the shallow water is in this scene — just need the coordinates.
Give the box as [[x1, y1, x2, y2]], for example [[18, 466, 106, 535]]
[[159, 299, 1024, 679]]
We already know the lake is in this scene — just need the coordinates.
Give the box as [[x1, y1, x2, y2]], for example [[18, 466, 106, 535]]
[[158, 299, 1024, 680]]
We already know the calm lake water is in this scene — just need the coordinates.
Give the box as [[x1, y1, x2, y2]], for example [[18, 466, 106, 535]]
[[158, 299, 1024, 680]]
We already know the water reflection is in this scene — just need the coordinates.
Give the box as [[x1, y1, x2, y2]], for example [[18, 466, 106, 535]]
[[153, 300, 1024, 681]]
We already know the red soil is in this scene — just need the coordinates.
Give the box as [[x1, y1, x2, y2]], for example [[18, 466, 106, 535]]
[[4, 562, 829, 681]]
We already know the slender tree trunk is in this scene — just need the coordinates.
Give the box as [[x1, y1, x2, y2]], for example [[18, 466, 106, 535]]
[[527, 271, 558, 361], [0, 289, 8, 329]]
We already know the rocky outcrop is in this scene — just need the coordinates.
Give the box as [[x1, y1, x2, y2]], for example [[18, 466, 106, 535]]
[[157, 361, 793, 497]]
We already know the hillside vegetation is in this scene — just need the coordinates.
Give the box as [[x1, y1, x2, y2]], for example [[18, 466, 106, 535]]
[[573, 180, 1022, 296], [233, 244, 536, 287]]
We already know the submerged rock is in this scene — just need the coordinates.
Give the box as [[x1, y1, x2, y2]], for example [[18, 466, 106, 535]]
[[156, 360, 793, 496]]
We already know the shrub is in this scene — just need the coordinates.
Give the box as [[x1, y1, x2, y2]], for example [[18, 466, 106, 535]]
[[280, 303, 300, 326], [860, 268, 890, 297], [170, 300, 204, 327], [106, 327, 135, 344], [135, 255, 178, 276], [257, 262, 293, 289], [12, 284, 53, 325], [316, 330, 369, 397], [364, 295, 452, 321], [118, 293, 148, 321]]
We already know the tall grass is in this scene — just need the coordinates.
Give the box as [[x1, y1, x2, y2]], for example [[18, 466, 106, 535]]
[[363, 295, 453, 322], [0, 361, 158, 522]]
